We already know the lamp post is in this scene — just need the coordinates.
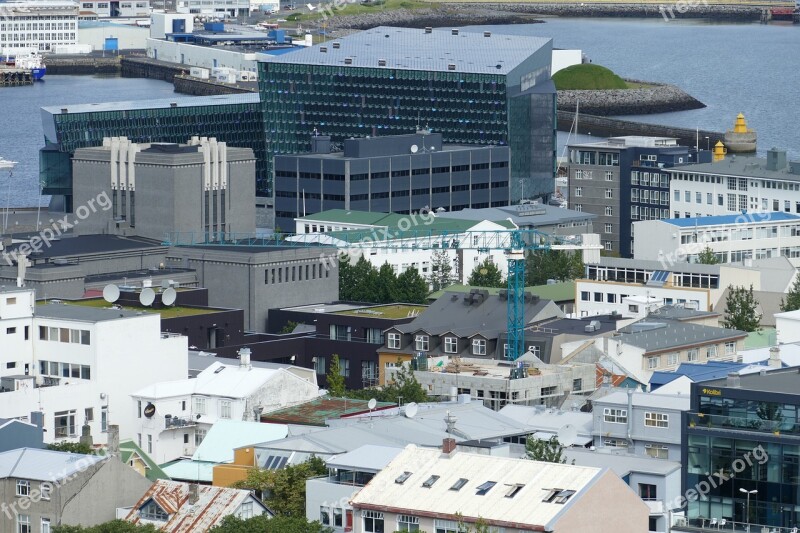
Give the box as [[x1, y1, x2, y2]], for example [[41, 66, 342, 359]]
[[704, 136, 710, 151], [739, 488, 757, 532]]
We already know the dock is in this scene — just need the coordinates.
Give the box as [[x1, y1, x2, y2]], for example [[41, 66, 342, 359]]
[[0, 69, 32, 87]]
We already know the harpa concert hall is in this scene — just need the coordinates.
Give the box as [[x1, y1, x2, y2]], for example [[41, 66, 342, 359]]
[[40, 26, 556, 218]]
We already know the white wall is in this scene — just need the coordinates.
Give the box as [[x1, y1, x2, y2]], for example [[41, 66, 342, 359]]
[[147, 37, 258, 72], [776, 310, 800, 345], [150, 13, 194, 40], [79, 24, 149, 50], [552, 49, 582, 75], [576, 280, 711, 317]]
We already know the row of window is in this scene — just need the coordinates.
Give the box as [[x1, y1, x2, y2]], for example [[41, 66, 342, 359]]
[[632, 189, 669, 205], [14, 514, 50, 533], [39, 360, 90, 380], [39, 326, 91, 345], [277, 161, 508, 180], [631, 171, 669, 188], [264, 263, 329, 284], [602, 408, 669, 428], [645, 343, 736, 369], [573, 187, 613, 199]]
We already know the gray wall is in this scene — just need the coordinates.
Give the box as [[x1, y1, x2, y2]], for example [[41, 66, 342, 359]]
[[0, 422, 43, 453]]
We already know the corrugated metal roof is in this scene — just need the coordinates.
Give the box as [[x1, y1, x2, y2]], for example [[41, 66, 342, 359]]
[[0, 448, 104, 481], [326, 444, 403, 473], [191, 420, 288, 463], [260, 396, 395, 426], [665, 211, 800, 228], [350, 445, 602, 528]]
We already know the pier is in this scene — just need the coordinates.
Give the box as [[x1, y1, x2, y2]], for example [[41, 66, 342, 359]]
[[0, 69, 32, 87]]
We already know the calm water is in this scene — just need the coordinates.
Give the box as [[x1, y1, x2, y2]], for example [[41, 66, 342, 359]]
[[2, 19, 799, 206], [0, 75, 175, 207]]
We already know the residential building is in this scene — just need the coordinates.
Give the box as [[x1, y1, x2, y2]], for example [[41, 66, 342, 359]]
[[775, 309, 800, 345], [306, 445, 403, 533], [633, 212, 800, 266], [681, 368, 800, 530], [427, 281, 578, 315], [123, 479, 270, 531], [274, 132, 511, 230], [72, 137, 256, 242], [174, 0, 249, 17], [561, 315, 747, 384], [667, 148, 800, 219], [432, 202, 596, 237], [649, 360, 770, 394], [591, 389, 689, 462], [379, 290, 564, 384], [497, 404, 594, 445], [564, 447, 682, 533], [119, 439, 169, 482], [566, 136, 709, 257], [130, 355, 318, 464], [77, 0, 150, 18], [0, 288, 187, 445], [0, 445, 152, 532], [0, 1, 79, 54], [0, 418, 43, 453], [349, 443, 649, 533]]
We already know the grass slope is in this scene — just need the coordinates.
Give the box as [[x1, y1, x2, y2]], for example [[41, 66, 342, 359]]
[[552, 64, 628, 90]]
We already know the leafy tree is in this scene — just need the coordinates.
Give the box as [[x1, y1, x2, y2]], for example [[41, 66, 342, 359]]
[[525, 249, 584, 286], [339, 256, 380, 302], [721, 284, 761, 332], [325, 355, 346, 397], [781, 276, 800, 312], [54, 521, 159, 533], [430, 249, 455, 291], [211, 515, 332, 533], [346, 358, 429, 404], [467, 258, 505, 288], [375, 262, 398, 303], [525, 435, 568, 464], [47, 441, 94, 455], [231, 457, 327, 518], [279, 321, 301, 334], [394, 267, 429, 304], [697, 247, 719, 265]]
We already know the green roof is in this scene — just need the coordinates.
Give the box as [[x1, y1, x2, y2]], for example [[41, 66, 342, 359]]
[[260, 396, 395, 427], [744, 328, 777, 349], [427, 281, 576, 302], [65, 298, 227, 319], [119, 439, 169, 481], [335, 304, 427, 319]]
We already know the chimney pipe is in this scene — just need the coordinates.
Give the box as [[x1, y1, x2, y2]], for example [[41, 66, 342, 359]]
[[445, 411, 457, 433], [768, 346, 781, 368], [238, 347, 252, 370], [188, 483, 200, 505], [107, 425, 120, 457], [442, 438, 456, 455], [726, 372, 741, 388]]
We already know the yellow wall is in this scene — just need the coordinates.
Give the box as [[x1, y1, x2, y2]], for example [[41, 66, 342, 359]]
[[378, 352, 412, 385], [212, 447, 256, 487]]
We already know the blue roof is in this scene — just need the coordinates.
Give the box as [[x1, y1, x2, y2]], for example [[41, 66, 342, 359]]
[[666, 212, 800, 228], [649, 361, 764, 389]]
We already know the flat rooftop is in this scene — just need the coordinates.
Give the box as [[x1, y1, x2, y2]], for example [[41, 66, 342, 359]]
[[664, 212, 800, 228], [703, 366, 800, 395], [260, 396, 396, 426], [265, 26, 550, 75], [668, 153, 800, 181], [42, 92, 260, 116], [440, 203, 594, 227], [334, 304, 427, 319], [35, 302, 149, 322], [63, 298, 227, 319], [568, 136, 681, 150], [4, 234, 163, 261], [425, 357, 579, 379]]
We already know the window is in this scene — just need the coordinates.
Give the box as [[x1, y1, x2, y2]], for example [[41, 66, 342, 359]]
[[6, 327, 15, 334], [573, 378, 582, 392], [195, 429, 207, 447], [363, 510, 384, 533], [604, 223, 613, 234], [645, 445, 669, 459], [54, 410, 75, 438], [604, 206, 613, 216], [605, 189, 613, 199], [450, 478, 468, 491], [696, 192, 702, 204], [40, 483, 51, 500], [444, 337, 457, 354], [220, 400, 232, 419], [605, 171, 613, 181], [667, 353, 679, 366], [541, 386, 557, 397], [387, 332, 401, 349], [314, 356, 326, 374], [647, 356, 660, 369], [193, 397, 206, 415], [17, 515, 30, 533], [397, 515, 420, 531], [725, 342, 736, 355], [332, 508, 343, 527], [603, 408, 627, 424], [319, 507, 330, 525], [472, 338, 486, 356], [422, 475, 440, 488], [85, 407, 94, 423], [707, 346, 717, 358], [16, 479, 30, 496], [415, 335, 429, 352], [238, 501, 253, 520], [41, 518, 51, 533], [674, 189, 680, 202], [645, 412, 669, 428], [140, 501, 168, 521], [476, 481, 496, 495], [687, 349, 698, 362]]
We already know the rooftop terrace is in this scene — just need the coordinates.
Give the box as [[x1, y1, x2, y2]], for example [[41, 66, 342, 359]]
[[62, 298, 228, 319]]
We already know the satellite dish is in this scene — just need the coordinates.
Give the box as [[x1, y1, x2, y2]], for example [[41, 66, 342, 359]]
[[162, 287, 177, 306], [139, 287, 156, 306], [557, 424, 578, 447], [102, 284, 120, 303], [404, 402, 418, 419], [410, 144, 419, 154], [367, 398, 377, 410]]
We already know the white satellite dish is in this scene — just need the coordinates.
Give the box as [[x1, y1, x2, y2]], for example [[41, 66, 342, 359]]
[[404, 402, 418, 419], [139, 287, 156, 307], [367, 398, 377, 410], [557, 424, 578, 447], [410, 144, 419, 154], [102, 284, 120, 303], [162, 287, 177, 306]]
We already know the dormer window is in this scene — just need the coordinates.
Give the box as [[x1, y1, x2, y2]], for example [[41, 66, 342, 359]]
[[472, 338, 486, 356], [444, 337, 457, 354], [140, 500, 169, 521], [415, 335, 429, 352], [387, 332, 401, 349]]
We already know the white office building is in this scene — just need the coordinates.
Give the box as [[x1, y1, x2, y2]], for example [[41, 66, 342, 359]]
[[78, 0, 150, 19], [668, 148, 800, 218], [0, 0, 79, 53], [0, 287, 187, 445], [633, 212, 800, 265]]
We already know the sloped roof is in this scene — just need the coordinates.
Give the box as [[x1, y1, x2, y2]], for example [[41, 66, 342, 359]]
[[120, 439, 169, 481], [617, 318, 746, 354], [326, 445, 403, 473], [592, 390, 690, 411], [0, 448, 104, 481], [350, 445, 606, 529], [427, 281, 576, 303], [192, 420, 288, 463], [125, 479, 268, 532]]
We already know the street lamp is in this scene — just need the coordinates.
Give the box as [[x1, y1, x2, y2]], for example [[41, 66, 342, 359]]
[[704, 136, 710, 151], [739, 488, 758, 532]]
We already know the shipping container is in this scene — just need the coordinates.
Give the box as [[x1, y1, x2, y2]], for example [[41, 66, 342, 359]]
[[190, 67, 210, 79]]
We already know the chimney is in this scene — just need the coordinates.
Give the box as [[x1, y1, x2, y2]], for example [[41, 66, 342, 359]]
[[442, 438, 456, 455], [79, 422, 93, 449], [769, 346, 781, 368], [30, 411, 44, 430], [445, 411, 457, 433], [188, 483, 200, 505], [726, 372, 741, 388], [107, 425, 120, 457], [238, 347, 252, 370]]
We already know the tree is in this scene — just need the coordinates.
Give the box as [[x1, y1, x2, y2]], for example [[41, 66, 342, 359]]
[[325, 355, 346, 397], [346, 358, 429, 404], [781, 276, 800, 312], [211, 515, 332, 533], [722, 284, 761, 332], [697, 247, 719, 265], [279, 321, 301, 334], [375, 262, 398, 303], [430, 249, 454, 291], [339, 256, 379, 302], [525, 249, 584, 286], [467, 258, 505, 288], [54, 521, 160, 533], [525, 435, 568, 464], [395, 267, 429, 304], [231, 457, 327, 518], [47, 441, 94, 455]]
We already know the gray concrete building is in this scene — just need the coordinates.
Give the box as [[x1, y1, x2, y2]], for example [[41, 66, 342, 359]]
[[273, 132, 511, 232], [73, 136, 255, 242]]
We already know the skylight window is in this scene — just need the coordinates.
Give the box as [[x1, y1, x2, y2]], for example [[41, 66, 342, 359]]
[[505, 484, 525, 498], [476, 481, 496, 495], [542, 488, 576, 504], [554, 490, 576, 504], [450, 478, 468, 491], [422, 475, 440, 488], [395, 471, 412, 484], [542, 488, 564, 503]]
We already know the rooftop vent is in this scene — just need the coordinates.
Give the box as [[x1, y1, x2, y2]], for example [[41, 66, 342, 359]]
[[344, 57, 353, 65], [727, 372, 741, 388], [332, 42, 340, 49], [170, 102, 177, 108], [378, 59, 387, 67], [484, 31, 491, 37], [424, 27, 432, 33], [422, 475, 440, 488], [447, 63, 456, 71], [61, 108, 68, 113], [451, 29, 459, 35], [320, 46, 327, 53]]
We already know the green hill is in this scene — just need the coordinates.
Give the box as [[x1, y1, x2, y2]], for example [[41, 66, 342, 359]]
[[552, 64, 629, 90]]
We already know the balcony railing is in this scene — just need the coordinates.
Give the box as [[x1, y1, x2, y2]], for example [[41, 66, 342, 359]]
[[673, 515, 799, 532], [687, 412, 800, 437], [163, 416, 196, 429]]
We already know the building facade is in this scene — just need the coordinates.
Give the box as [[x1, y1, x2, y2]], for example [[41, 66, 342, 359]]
[[0, 1, 79, 54], [567, 136, 707, 257], [273, 132, 511, 229], [78, 0, 150, 18]]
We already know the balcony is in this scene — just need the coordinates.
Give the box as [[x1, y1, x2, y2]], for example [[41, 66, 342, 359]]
[[687, 412, 800, 437], [163, 415, 196, 429], [643, 499, 665, 514], [672, 516, 798, 532]]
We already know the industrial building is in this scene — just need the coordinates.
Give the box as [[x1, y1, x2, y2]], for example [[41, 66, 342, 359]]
[[0, 0, 78, 53]]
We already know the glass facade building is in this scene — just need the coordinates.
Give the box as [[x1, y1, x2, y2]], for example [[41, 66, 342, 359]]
[[683, 370, 800, 529]]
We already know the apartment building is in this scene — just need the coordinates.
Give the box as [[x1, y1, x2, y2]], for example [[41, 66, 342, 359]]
[[0, 0, 79, 54]]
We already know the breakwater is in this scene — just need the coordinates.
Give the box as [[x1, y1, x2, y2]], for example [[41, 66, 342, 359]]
[[120, 56, 186, 82], [173, 74, 256, 96], [558, 79, 705, 116], [45, 56, 120, 75]]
